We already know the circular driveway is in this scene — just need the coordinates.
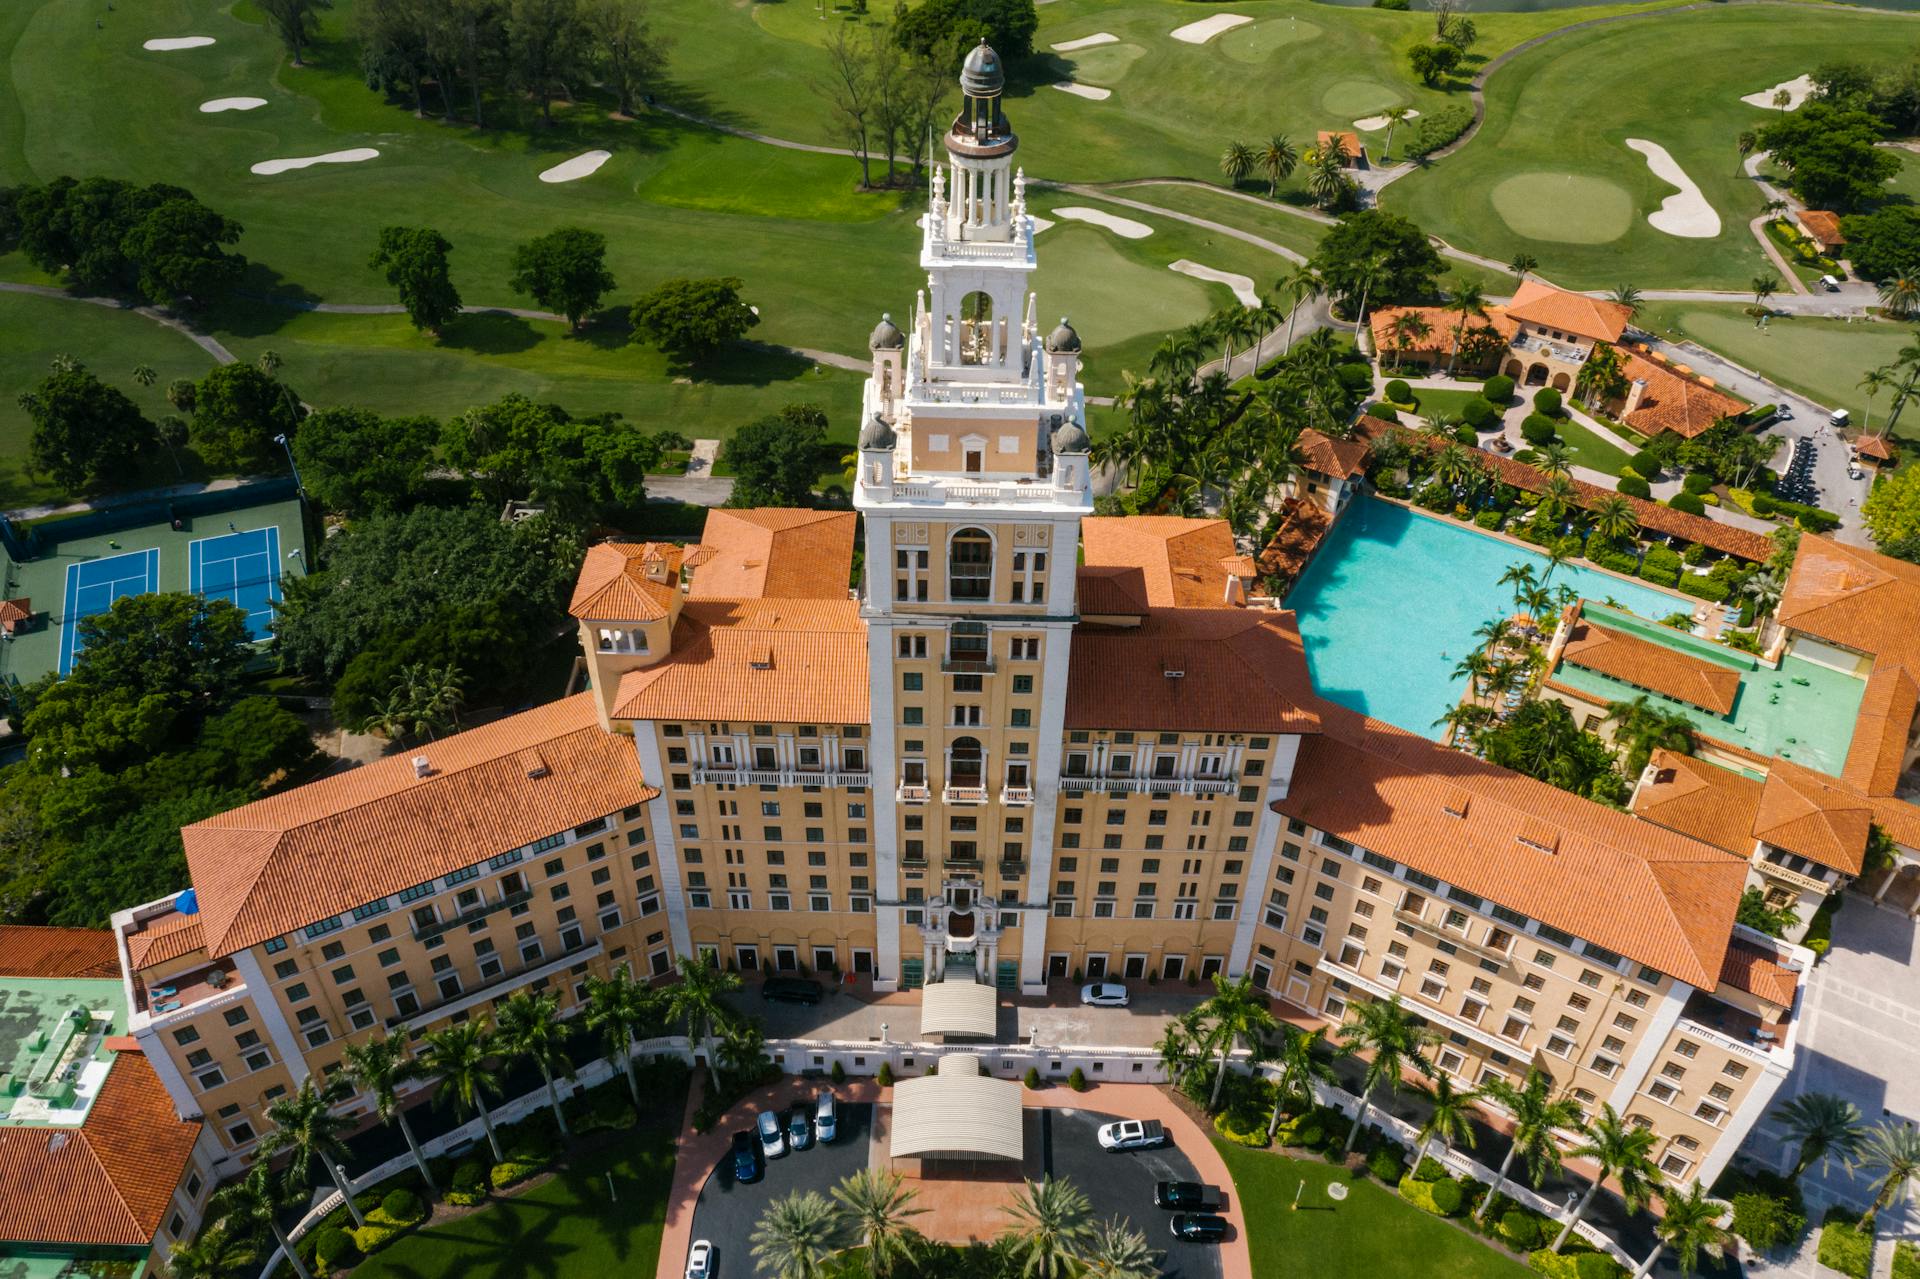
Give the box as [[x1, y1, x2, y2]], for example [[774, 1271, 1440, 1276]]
[[1046, 1107, 1225, 1279], [686, 1097, 874, 1276]]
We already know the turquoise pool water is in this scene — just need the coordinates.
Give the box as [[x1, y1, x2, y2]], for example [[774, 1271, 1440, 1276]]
[[1285, 499, 1687, 737]]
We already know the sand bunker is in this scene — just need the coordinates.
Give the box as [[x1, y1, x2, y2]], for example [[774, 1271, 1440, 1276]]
[[200, 97, 267, 113], [1170, 260, 1260, 307], [1354, 108, 1417, 132], [1053, 206, 1153, 239], [539, 150, 612, 183], [1170, 14, 1251, 44], [1625, 139, 1721, 239], [251, 148, 380, 176], [1051, 32, 1118, 52], [1051, 82, 1111, 101], [144, 36, 215, 50], [1741, 74, 1815, 111], [1028, 215, 1056, 235]]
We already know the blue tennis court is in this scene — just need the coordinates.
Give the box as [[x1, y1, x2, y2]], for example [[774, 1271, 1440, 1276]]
[[59, 549, 161, 674], [190, 527, 282, 641]]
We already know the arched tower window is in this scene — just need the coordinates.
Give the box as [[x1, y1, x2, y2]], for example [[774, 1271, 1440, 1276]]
[[949, 736, 984, 788], [960, 291, 993, 365], [949, 527, 993, 601]]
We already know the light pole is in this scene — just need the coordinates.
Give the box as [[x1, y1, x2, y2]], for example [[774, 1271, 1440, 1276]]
[[274, 432, 303, 497]]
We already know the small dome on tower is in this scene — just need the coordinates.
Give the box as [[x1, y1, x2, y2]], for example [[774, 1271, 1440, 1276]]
[[960, 40, 1004, 96], [1044, 317, 1082, 353], [1050, 417, 1090, 455], [859, 412, 897, 450], [868, 312, 905, 350]]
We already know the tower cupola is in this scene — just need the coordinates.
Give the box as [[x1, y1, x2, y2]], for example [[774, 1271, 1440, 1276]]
[[950, 40, 1016, 160]]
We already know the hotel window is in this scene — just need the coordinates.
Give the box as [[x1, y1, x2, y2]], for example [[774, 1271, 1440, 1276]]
[[1589, 1054, 1620, 1079], [1659, 1152, 1694, 1179], [1460, 998, 1487, 1024], [1661, 1062, 1687, 1080], [1708, 1082, 1734, 1103], [1339, 941, 1364, 968], [174, 1026, 200, 1046], [1675, 1040, 1699, 1058], [1647, 1080, 1678, 1104], [1613, 1012, 1638, 1031], [1625, 988, 1650, 1009], [1502, 1014, 1531, 1041], [898, 633, 927, 658], [1694, 1101, 1726, 1127], [1522, 972, 1545, 991], [1436, 1048, 1467, 1076], [1722, 1061, 1748, 1080]]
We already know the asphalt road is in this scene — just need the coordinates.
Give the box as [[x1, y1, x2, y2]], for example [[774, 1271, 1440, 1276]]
[[1046, 1107, 1226, 1279]]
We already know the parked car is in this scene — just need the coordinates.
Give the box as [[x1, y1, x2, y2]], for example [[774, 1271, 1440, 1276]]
[[1831, 409, 1852, 430], [1820, 274, 1842, 293], [762, 976, 825, 1005], [1079, 981, 1129, 1008], [787, 1104, 814, 1151], [1169, 1213, 1229, 1242], [731, 1131, 760, 1184], [1154, 1181, 1225, 1211], [1097, 1119, 1167, 1151], [757, 1108, 787, 1159], [815, 1090, 838, 1144], [685, 1240, 714, 1279], [1851, 466, 1866, 481]]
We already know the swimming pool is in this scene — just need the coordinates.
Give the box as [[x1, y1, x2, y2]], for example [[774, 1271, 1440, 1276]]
[[1285, 498, 1687, 737]]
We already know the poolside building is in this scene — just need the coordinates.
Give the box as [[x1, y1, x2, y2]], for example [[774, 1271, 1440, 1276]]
[[1500, 281, 1634, 392]]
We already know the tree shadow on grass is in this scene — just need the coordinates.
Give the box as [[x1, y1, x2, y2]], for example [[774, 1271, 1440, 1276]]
[[439, 310, 541, 355], [698, 341, 822, 386], [212, 264, 325, 338]]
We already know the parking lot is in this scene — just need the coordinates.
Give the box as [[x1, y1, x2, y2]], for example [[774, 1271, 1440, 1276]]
[[1047, 1107, 1226, 1279], [688, 1096, 875, 1276]]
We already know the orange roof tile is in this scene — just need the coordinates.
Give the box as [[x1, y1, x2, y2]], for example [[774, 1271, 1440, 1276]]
[[1066, 609, 1322, 733], [1754, 759, 1872, 874], [1368, 305, 1517, 357], [1631, 749, 1763, 854], [1870, 795, 1920, 852], [1779, 536, 1920, 673], [1506, 281, 1633, 344], [1797, 210, 1845, 247], [0, 1052, 201, 1247], [1257, 499, 1333, 580], [1561, 618, 1743, 715], [1720, 939, 1798, 1008], [1620, 353, 1748, 441], [1842, 665, 1918, 795], [1276, 705, 1747, 987], [1076, 566, 1149, 616], [182, 695, 654, 957], [1857, 434, 1895, 462], [1082, 517, 1243, 609], [688, 509, 855, 601], [614, 598, 869, 724], [1296, 429, 1373, 480], [125, 911, 205, 970], [568, 542, 683, 620], [1317, 130, 1364, 160], [0, 926, 120, 979]]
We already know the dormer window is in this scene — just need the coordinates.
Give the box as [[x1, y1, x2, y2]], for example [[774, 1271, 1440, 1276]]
[[595, 626, 647, 655]]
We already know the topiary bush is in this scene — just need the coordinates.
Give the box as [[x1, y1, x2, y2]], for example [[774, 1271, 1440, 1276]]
[[313, 1227, 359, 1272], [1521, 415, 1558, 447], [448, 1161, 488, 1207], [1068, 1066, 1087, 1092], [1398, 1172, 1464, 1216], [1629, 450, 1665, 478], [876, 1061, 894, 1087], [1616, 475, 1651, 499], [1213, 1108, 1271, 1147], [1501, 1208, 1548, 1250], [1455, 424, 1478, 446], [1336, 362, 1375, 392], [380, 1188, 424, 1224], [1533, 388, 1562, 416], [1682, 471, 1713, 494], [1667, 491, 1706, 515], [1461, 397, 1500, 430], [1385, 378, 1412, 404], [1024, 1066, 1042, 1090], [1483, 374, 1515, 403], [1366, 1144, 1406, 1183], [830, 1060, 847, 1084]]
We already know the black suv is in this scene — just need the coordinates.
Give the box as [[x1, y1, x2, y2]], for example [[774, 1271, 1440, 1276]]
[[1154, 1181, 1225, 1211], [731, 1130, 760, 1184], [761, 976, 825, 1005], [1169, 1213, 1228, 1242]]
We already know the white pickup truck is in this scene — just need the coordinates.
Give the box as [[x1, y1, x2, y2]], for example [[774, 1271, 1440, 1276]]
[[1096, 1118, 1168, 1151]]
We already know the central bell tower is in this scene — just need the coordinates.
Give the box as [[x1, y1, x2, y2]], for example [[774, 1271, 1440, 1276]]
[[854, 41, 1093, 996]]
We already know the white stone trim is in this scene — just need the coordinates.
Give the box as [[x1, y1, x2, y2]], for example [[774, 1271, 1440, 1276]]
[[229, 948, 310, 1085], [1606, 978, 1691, 1113], [632, 725, 694, 959], [1020, 616, 1077, 992]]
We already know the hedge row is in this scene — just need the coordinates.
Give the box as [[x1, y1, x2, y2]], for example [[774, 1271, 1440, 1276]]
[[1406, 104, 1475, 157]]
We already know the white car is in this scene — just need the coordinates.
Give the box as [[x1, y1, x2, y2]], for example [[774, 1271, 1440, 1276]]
[[1080, 981, 1129, 1008], [756, 1108, 787, 1159], [686, 1239, 714, 1279], [1096, 1118, 1167, 1150]]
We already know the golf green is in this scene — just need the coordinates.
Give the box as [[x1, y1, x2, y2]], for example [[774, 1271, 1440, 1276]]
[[1063, 42, 1148, 85], [1319, 78, 1405, 119], [1490, 172, 1636, 244], [1218, 17, 1326, 63]]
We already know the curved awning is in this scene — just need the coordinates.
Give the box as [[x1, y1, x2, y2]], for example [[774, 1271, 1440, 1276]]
[[919, 980, 997, 1039], [888, 1054, 1023, 1161]]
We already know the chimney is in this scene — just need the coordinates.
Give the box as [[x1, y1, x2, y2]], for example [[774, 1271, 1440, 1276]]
[[412, 755, 431, 779], [1621, 378, 1649, 417]]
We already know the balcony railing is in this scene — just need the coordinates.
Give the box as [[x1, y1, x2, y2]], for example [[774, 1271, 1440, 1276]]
[[691, 764, 869, 789], [940, 657, 996, 674], [942, 784, 990, 805], [412, 889, 534, 941], [388, 939, 603, 1031], [897, 782, 931, 804], [1061, 773, 1237, 796], [1002, 786, 1034, 806]]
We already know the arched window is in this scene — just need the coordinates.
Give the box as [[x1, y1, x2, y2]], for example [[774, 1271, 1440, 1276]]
[[959, 291, 993, 365], [949, 736, 984, 788], [948, 528, 993, 601]]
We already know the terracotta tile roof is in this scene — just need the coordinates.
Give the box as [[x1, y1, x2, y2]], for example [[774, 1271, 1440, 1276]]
[[1720, 939, 1798, 1007], [182, 695, 654, 957], [1076, 566, 1149, 616], [1842, 665, 1918, 795], [1317, 130, 1364, 160], [1619, 352, 1748, 441], [1870, 795, 1920, 852], [1257, 499, 1333, 580], [1631, 749, 1763, 854], [1797, 210, 1845, 247], [568, 542, 684, 620], [1506, 281, 1633, 344], [1561, 617, 1743, 715], [1296, 429, 1372, 480], [1081, 517, 1241, 608], [1066, 609, 1322, 733], [614, 598, 869, 724], [0, 1052, 201, 1247], [0, 597, 31, 634], [1368, 305, 1516, 358], [1779, 536, 1920, 673], [688, 509, 855, 601], [0, 926, 120, 979], [1276, 704, 1747, 986], [1857, 434, 1895, 462], [1754, 759, 1871, 874], [125, 911, 206, 971]]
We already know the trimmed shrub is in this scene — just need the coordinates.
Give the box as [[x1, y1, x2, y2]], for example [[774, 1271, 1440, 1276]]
[[351, 1222, 405, 1255], [1399, 1172, 1465, 1216], [490, 1161, 542, 1190], [1461, 398, 1500, 430], [1213, 1109, 1270, 1147], [1679, 573, 1730, 602], [1475, 509, 1504, 530], [1818, 1208, 1873, 1279], [1407, 104, 1474, 158], [313, 1227, 359, 1272], [1533, 388, 1562, 416], [1731, 1190, 1807, 1251], [1751, 491, 1777, 515], [1068, 1066, 1087, 1092], [1455, 424, 1478, 446], [1640, 544, 1683, 586], [1682, 472, 1713, 494], [1667, 491, 1707, 515], [380, 1188, 424, 1224], [1412, 1156, 1448, 1182], [1501, 1209, 1548, 1250], [1893, 1242, 1919, 1279], [1366, 1144, 1406, 1183], [1521, 415, 1558, 447], [447, 1160, 488, 1205], [1629, 450, 1665, 478], [1385, 378, 1412, 404], [1616, 475, 1651, 499], [1797, 507, 1841, 532], [830, 1060, 847, 1084], [1024, 1066, 1042, 1090], [1336, 362, 1374, 392], [1681, 540, 1708, 564], [1529, 1248, 1627, 1279], [1483, 374, 1515, 403], [876, 1061, 894, 1087]]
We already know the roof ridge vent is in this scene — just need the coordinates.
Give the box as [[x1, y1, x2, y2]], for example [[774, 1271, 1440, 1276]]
[[1161, 657, 1185, 679]]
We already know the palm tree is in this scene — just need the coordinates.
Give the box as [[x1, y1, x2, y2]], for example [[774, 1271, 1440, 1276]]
[[1412, 1073, 1481, 1166], [420, 1018, 506, 1162], [1154, 1007, 1208, 1088], [717, 1014, 770, 1079], [1605, 694, 1696, 776], [341, 1033, 438, 1194], [164, 1222, 255, 1279], [667, 952, 743, 1092], [1878, 273, 1920, 319], [496, 989, 575, 1138], [1551, 1104, 1661, 1252], [832, 1169, 926, 1278], [212, 1165, 313, 1279], [1773, 1092, 1865, 1179], [1201, 973, 1279, 1111], [1389, 311, 1432, 373], [1751, 274, 1779, 311], [1742, 568, 1785, 618], [1851, 1121, 1920, 1234], [1444, 281, 1488, 377], [1258, 136, 1299, 198], [1509, 253, 1539, 283], [1001, 1177, 1094, 1279], [1859, 366, 1896, 434], [1610, 284, 1644, 318], [260, 1075, 366, 1227], [1499, 562, 1538, 608], [1590, 494, 1638, 546], [1475, 1069, 1583, 1221], [751, 1190, 840, 1279], [1267, 1024, 1341, 1140], [165, 376, 196, 414], [1220, 141, 1256, 188], [1434, 442, 1477, 492], [583, 965, 662, 1108], [1634, 1182, 1730, 1279], [1279, 266, 1324, 355], [132, 363, 157, 389], [1349, 252, 1391, 338], [1380, 106, 1412, 159], [1079, 1217, 1160, 1279], [1307, 147, 1348, 209], [1338, 995, 1437, 1152], [1538, 442, 1574, 478], [1736, 129, 1757, 175]]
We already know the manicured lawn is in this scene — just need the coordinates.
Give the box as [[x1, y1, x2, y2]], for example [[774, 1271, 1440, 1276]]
[[1551, 414, 1634, 477], [1634, 303, 1911, 439], [1391, 5, 1920, 290], [1215, 1140, 1532, 1279], [351, 1133, 676, 1279], [1397, 387, 1493, 423]]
